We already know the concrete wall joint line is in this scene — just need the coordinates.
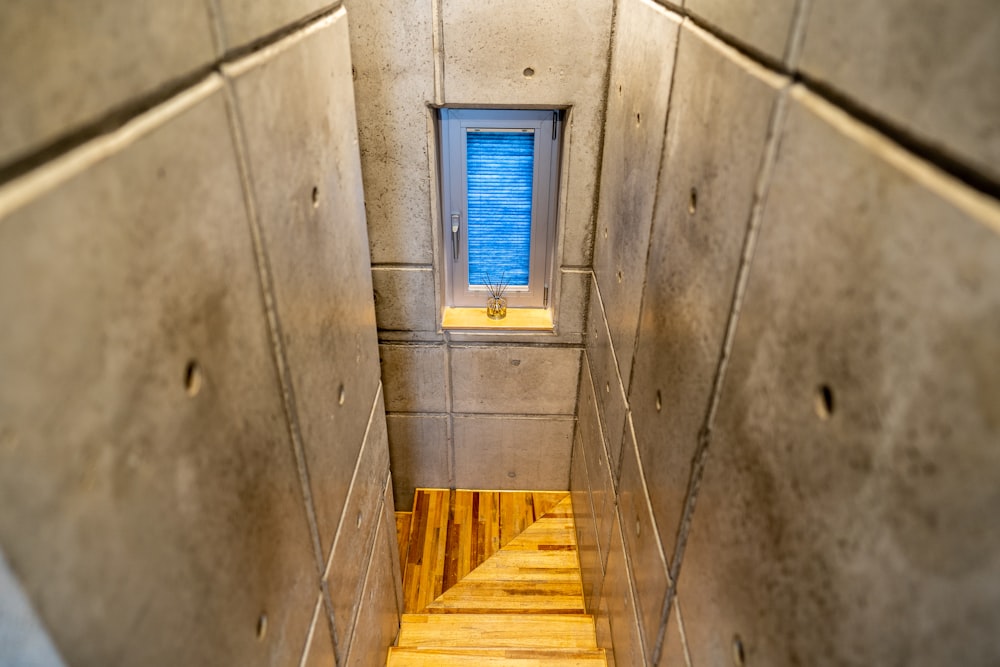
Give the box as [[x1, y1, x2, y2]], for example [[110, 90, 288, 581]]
[[431, 0, 445, 104], [586, 0, 621, 264], [444, 340, 456, 490], [0, 6, 343, 188], [673, 597, 694, 667], [783, 0, 814, 69], [221, 76, 329, 588], [650, 83, 793, 667], [625, 13, 686, 410], [202, 0, 227, 58], [297, 593, 325, 667]]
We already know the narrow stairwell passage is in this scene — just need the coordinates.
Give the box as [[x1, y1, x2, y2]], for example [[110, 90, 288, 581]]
[[388, 489, 608, 666]]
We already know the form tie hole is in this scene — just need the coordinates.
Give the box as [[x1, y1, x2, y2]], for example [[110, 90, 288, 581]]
[[635, 517, 641, 538], [256, 613, 268, 641], [616, 270, 623, 284], [689, 187, 698, 214], [523, 67, 535, 77], [311, 186, 319, 209], [636, 112, 641, 125], [605, 382, 610, 394], [603, 226, 609, 239], [184, 361, 202, 397], [618, 83, 623, 97], [356, 511, 363, 528], [655, 390, 662, 412], [815, 384, 834, 420], [338, 384, 346, 406], [732, 635, 746, 666]]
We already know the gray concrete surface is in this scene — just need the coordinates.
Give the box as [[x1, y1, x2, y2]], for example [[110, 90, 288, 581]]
[[680, 87, 1000, 667], [593, 0, 680, 392]]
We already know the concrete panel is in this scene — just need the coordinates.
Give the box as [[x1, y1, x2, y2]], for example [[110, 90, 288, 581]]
[[382, 475, 406, 615], [303, 596, 336, 667], [586, 276, 629, 477], [453, 416, 574, 490], [323, 397, 390, 664], [657, 598, 691, 667], [379, 344, 448, 413], [451, 346, 581, 415], [442, 0, 614, 268], [0, 81, 316, 667], [386, 415, 450, 510], [685, 0, 798, 63], [344, 496, 400, 667], [603, 513, 647, 666], [680, 88, 1000, 667], [800, 0, 1000, 183], [618, 426, 671, 655], [595, 592, 616, 667], [629, 23, 786, 558], [371, 267, 438, 332], [571, 430, 602, 613], [0, 1, 215, 168], [216, 0, 336, 50], [578, 359, 617, 570], [225, 10, 382, 557], [344, 0, 435, 264], [593, 0, 680, 390], [560, 269, 592, 337]]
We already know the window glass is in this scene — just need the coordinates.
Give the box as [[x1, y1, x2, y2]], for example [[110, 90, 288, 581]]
[[466, 130, 535, 289]]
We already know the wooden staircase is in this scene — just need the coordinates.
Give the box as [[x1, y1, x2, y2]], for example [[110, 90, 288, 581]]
[[388, 489, 608, 666]]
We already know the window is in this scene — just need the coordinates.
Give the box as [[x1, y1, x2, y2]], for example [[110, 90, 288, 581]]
[[439, 108, 562, 310]]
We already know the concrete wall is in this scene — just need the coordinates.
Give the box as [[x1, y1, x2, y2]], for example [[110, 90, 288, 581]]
[[344, 0, 614, 509], [0, 4, 399, 666], [574, 0, 1000, 665]]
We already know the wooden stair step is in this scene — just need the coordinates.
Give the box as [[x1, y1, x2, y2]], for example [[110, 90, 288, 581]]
[[398, 613, 597, 649], [387, 647, 608, 666]]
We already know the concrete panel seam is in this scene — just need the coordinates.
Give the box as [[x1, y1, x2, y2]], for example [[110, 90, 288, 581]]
[[220, 77, 327, 579], [222, 9, 345, 78], [0, 7, 345, 186], [444, 339, 456, 490], [585, 0, 622, 265], [791, 86, 1000, 230], [322, 384, 387, 577], [624, 13, 685, 400], [447, 342, 585, 351], [782, 0, 813, 70], [673, 596, 693, 667], [0, 75, 223, 219], [431, 0, 445, 104], [297, 592, 326, 667], [452, 413, 577, 422], [219, 3, 345, 68], [342, 494, 391, 665], [0, 66, 219, 186], [202, 0, 228, 58], [651, 81, 793, 667]]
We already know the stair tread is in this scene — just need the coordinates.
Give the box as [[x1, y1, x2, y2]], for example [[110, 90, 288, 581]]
[[387, 647, 608, 666], [398, 613, 597, 649], [403, 489, 570, 612]]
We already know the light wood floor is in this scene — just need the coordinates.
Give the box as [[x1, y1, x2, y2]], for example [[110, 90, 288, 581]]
[[387, 489, 608, 666]]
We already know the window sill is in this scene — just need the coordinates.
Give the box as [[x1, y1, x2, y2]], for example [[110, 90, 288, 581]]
[[442, 307, 554, 331]]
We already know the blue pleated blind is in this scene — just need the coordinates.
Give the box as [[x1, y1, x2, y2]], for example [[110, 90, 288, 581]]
[[466, 130, 535, 287]]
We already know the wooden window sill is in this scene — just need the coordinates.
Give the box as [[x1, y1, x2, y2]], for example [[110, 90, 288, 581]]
[[442, 307, 554, 331]]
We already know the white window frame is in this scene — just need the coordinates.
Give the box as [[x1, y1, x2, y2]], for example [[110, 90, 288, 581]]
[[439, 108, 562, 309]]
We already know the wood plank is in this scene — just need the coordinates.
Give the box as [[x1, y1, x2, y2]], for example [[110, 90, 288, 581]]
[[424, 579, 586, 614], [387, 647, 608, 666], [395, 512, 412, 577], [397, 613, 597, 649]]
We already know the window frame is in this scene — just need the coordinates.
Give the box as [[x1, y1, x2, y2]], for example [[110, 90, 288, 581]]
[[439, 108, 562, 309]]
